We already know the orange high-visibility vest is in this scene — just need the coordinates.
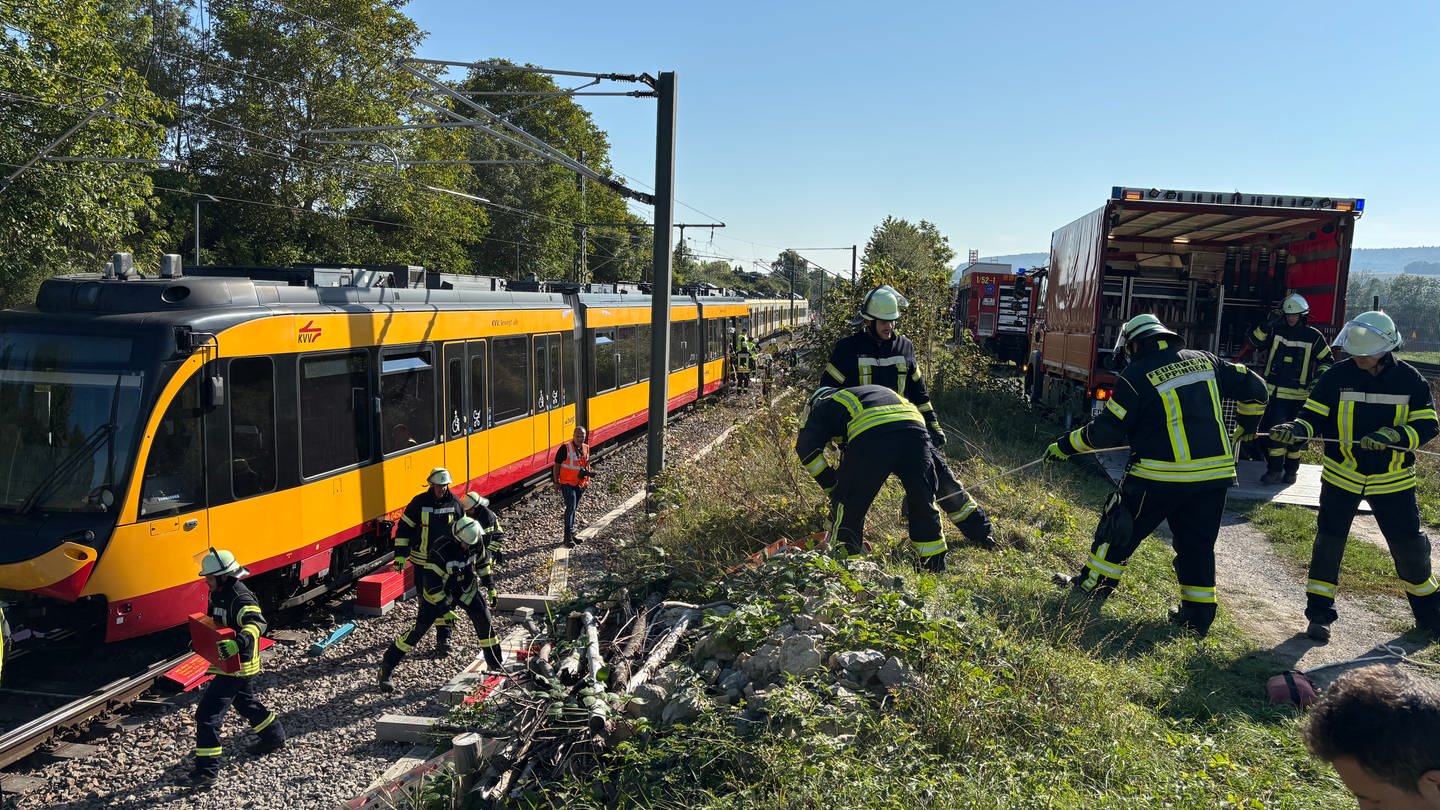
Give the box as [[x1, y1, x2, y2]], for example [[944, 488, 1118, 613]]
[[556, 440, 591, 488]]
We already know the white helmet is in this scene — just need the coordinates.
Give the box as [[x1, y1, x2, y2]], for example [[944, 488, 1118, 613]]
[[199, 548, 248, 578], [1334, 311, 1401, 357], [1281, 293, 1309, 316], [1114, 313, 1179, 354], [859, 285, 908, 321], [461, 491, 488, 512], [453, 516, 482, 546], [804, 386, 838, 422], [427, 467, 453, 486]]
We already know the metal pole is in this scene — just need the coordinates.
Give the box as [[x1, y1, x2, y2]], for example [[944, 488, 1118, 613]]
[[789, 260, 796, 326], [0, 94, 114, 195], [646, 71, 677, 483], [851, 245, 857, 286], [193, 199, 201, 265]]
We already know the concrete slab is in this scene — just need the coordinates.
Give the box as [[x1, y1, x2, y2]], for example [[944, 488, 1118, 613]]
[[376, 715, 440, 744], [495, 593, 557, 613]]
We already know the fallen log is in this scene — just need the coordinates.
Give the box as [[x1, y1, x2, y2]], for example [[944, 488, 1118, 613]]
[[624, 608, 697, 696]]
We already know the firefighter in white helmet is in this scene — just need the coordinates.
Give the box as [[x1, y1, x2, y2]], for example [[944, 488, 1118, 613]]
[[392, 467, 464, 653], [188, 549, 285, 786], [821, 285, 998, 550], [1248, 293, 1332, 485], [378, 516, 503, 690], [1047, 314, 1268, 637], [1270, 311, 1440, 643]]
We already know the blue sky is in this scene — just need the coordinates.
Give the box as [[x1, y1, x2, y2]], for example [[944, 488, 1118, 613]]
[[408, 1, 1440, 270]]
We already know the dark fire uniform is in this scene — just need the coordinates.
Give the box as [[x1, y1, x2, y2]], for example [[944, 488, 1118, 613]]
[[796, 385, 944, 566], [1248, 318, 1332, 475], [1288, 356, 1440, 630], [822, 330, 994, 546], [193, 578, 284, 777], [380, 524, 504, 684], [394, 487, 463, 643], [1054, 341, 1267, 633]]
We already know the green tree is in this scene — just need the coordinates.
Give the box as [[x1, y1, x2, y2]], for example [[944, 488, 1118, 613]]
[[0, 0, 169, 306], [770, 249, 811, 300], [862, 216, 956, 277], [457, 61, 642, 280], [189, 0, 481, 268]]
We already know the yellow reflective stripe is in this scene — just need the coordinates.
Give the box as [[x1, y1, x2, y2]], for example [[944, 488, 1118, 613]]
[[945, 499, 978, 522], [1306, 579, 1337, 599], [194, 747, 223, 757], [1272, 386, 1309, 401], [252, 713, 277, 733], [400, 514, 417, 527], [1086, 550, 1126, 579], [1159, 390, 1186, 461], [1302, 399, 1331, 418], [1409, 408, 1438, 422], [1293, 419, 1316, 439], [1338, 400, 1357, 468], [1235, 401, 1265, 416], [802, 452, 829, 476], [394, 635, 414, 653], [1405, 577, 1440, 597], [1403, 425, 1421, 449], [1129, 463, 1236, 483], [478, 636, 500, 648], [916, 401, 934, 414], [914, 538, 947, 557], [846, 405, 924, 441], [1179, 585, 1217, 603], [823, 363, 844, 382], [1105, 399, 1127, 420], [833, 390, 863, 419], [1068, 427, 1094, 453]]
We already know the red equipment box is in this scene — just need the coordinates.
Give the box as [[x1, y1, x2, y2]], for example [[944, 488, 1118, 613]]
[[188, 613, 241, 675], [356, 566, 415, 611]]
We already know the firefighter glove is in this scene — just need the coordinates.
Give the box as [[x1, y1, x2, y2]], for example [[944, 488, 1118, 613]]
[[1360, 427, 1402, 452], [1268, 423, 1298, 444], [1044, 441, 1071, 464], [393, 555, 407, 573], [216, 639, 239, 660], [489, 546, 506, 565], [1230, 425, 1256, 445], [928, 424, 946, 448], [487, 587, 498, 608]]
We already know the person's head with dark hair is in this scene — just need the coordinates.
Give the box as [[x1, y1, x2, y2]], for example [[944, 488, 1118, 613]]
[[1304, 664, 1440, 808]]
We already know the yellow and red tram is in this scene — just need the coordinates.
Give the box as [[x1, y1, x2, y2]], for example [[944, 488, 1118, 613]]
[[0, 260, 754, 662]]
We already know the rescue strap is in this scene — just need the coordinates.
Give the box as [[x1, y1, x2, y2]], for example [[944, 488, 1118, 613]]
[[969, 445, 1132, 488], [1256, 432, 1440, 459]]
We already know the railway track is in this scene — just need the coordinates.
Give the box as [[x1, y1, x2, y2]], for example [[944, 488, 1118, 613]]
[[0, 652, 191, 770], [0, 379, 779, 790], [1409, 359, 1440, 380]]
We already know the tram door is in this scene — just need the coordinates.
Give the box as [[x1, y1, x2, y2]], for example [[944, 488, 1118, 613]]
[[442, 343, 470, 489], [135, 370, 211, 599], [466, 341, 489, 489], [532, 334, 563, 462]]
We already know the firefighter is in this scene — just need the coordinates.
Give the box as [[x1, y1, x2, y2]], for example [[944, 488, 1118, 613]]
[[378, 516, 504, 691], [1269, 311, 1440, 643], [795, 385, 947, 571], [393, 467, 464, 651], [1047, 314, 1267, 637], [189, 549, 285, 787], [736, 332, 756, 390], [822, 285, 998, 550], [553, 426, 591, 547], [460, 491, 506, 611], [1249, 293, 1332, 484]]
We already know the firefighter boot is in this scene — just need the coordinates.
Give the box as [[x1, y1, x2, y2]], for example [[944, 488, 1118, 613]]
[[919, 551, 946, 573], [1167, 604, 1213, 638], [1052, 571, 1113, 602], [377, 646, 401, 692], [1259, 467, 1285, 485], [248, 725, 286, 757], [435, 623, 453, 657], [1306, 621, 1332, 643]]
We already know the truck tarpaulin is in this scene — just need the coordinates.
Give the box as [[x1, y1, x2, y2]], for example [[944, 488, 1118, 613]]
[[1044, 207, 1107, 379]]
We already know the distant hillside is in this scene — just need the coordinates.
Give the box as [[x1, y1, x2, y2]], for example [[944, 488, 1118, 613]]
[[964, 247, 1440, 277]]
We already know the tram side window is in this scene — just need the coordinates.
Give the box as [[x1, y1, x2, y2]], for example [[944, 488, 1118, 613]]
[[636, 324, 651, 382], [616, 326, 637, 388], [558, 332, 574, 405], [490, 336, 530, 424], [229, 357, 277, 499], [593, 330, 617, 393], [668, 322, 684, 371], [299, 351, 372, 478], [140, 373, 205, 516], [381, 348, 436, 455], [447, 356, 465, 439]]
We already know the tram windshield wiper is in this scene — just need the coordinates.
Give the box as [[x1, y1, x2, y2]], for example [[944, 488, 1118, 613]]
[[16, 421, 116, 516]]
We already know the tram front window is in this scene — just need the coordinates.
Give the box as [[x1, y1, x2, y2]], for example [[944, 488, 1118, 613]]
[[0, 331, 145, 514]]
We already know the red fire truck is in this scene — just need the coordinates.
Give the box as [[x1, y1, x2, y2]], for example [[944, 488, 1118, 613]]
[[954, 266, 1036, 365]]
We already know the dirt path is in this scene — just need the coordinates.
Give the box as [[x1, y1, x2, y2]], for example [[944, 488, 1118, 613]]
[[1212, 511, 1432, 688]]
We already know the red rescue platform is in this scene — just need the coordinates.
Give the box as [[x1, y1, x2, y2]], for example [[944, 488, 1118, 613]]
[[355, 565, 415, 616], [188, 614, 240, 674]]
